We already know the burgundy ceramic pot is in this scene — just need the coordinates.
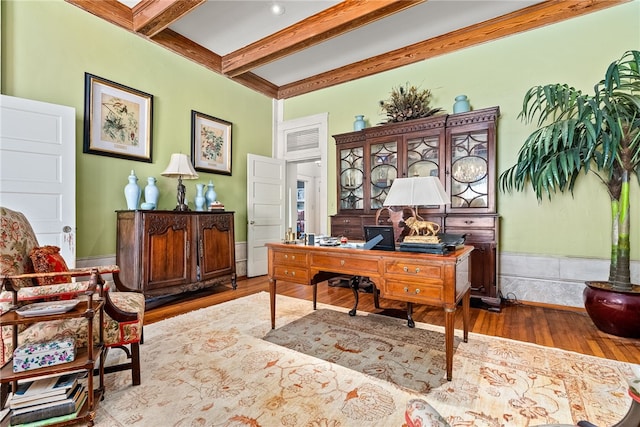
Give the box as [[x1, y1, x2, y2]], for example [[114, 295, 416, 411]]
[[583, 281, 640, 338]]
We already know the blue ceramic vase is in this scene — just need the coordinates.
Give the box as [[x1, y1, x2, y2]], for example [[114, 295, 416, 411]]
[[453, 95, 470, 113], [124, 170, 141, 210]]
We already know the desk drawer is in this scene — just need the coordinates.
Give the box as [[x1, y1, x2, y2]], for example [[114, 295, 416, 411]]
[[331, 225, 364, 240], [384, 279, 443, 304], [273, 265, 309, 283], [446, 227, 495, 243], [445, 216, 495, 229], [331, 216, 364, 240], [311, 253, 379, 274], [273, 250, 308, 267], [384, 260, 442, 280]]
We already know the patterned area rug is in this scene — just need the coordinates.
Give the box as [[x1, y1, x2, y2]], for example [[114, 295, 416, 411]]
[[95, 292, 634, 426], [264, 307, 635, 426]]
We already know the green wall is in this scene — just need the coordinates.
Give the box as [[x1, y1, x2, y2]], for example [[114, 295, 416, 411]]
[[283, 1, 640, 261], [1, 0, 273, 258]]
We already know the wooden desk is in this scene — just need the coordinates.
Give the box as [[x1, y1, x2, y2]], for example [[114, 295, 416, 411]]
[[266, 242, 473, 380]]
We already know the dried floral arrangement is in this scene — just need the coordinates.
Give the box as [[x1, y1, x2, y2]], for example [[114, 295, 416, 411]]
[[379, 83, 443, 123]]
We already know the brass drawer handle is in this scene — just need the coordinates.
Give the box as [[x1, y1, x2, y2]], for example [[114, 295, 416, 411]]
[[284, 254, 288, 259], [403, 286, 420, 294], [284, 270, 295, 276], [415, 267, 420, 273], [403, 266, 408, 272], [340, 260, 345, 266]]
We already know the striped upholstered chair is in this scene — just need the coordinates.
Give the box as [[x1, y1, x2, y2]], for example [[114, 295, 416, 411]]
[[0, 207, 144, 397]]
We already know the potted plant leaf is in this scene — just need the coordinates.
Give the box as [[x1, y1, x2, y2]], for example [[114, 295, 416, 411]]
[[499, 50, 640, 338]]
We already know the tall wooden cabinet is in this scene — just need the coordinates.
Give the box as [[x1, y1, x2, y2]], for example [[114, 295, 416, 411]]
[[116, 210, 237, 299], [332, 106, 500, 309]]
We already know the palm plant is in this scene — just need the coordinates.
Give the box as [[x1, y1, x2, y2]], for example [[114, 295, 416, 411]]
[[499, 50, 640, 292]]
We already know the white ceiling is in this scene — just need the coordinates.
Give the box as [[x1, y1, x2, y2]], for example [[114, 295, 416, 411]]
[[115, 0, 539, 86], [89, 0, 623, 98]]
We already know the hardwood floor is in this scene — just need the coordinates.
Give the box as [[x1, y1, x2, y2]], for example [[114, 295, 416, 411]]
[[144, 276, 640, 364]]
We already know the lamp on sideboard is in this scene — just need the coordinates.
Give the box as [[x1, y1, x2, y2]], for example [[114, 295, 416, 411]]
[[161, 153, 199, 211], [382, 176, 450, 242]]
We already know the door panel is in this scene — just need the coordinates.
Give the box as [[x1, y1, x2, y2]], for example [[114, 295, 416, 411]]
[[0, 95, 76, 266], [247, 154, 286, 277]]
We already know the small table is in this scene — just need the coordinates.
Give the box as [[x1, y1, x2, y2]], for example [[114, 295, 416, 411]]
[[266, 242, 473, 381]]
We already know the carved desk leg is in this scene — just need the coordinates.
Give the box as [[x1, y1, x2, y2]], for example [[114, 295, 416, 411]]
[[444, 306, 456, 381]]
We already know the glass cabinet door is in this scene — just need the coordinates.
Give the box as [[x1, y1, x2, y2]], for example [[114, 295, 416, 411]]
[[339, 146, 364, 210], [369, 141, 397, 209], [449, 131, 489, 208], [406, 135, 440, 178]]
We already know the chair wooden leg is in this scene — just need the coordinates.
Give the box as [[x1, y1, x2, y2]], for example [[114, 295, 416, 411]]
[[99, 343, 142, 386], [1, 382, 9, 409], [131, 342, 141, 386]]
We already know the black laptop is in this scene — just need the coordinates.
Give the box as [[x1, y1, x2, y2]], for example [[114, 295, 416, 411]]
[[363, 225, 396, 251]]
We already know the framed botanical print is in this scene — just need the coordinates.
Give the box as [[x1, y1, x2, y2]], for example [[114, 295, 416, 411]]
[[191, 110, 232, 175], [83, 73, 153, 162]]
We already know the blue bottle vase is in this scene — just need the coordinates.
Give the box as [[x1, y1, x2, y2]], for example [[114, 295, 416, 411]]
[[124, 170, 141, 210]]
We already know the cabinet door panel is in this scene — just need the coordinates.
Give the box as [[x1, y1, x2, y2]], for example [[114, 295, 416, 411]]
[[144, 214, 192, 290], [468, 242, 496, 298], [198, 213, 235, 281], [339, 146, 364, 211], [406, 134, 441, 178], [369, 140, 398, 210]]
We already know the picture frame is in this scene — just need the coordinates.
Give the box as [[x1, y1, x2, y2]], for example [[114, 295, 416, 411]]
[[83, 73, 153, 162], [191, 110, 232, 175]]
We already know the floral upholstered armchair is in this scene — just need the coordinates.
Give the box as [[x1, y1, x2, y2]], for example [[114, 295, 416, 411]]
[[0, 207, 144, 397]]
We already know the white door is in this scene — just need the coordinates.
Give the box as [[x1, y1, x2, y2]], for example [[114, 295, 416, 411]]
[[0, 95, 76, 267], [246, 154, 286, 277]]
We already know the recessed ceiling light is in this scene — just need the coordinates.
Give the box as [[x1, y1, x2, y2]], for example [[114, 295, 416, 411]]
[[270, 3, 285, 16]]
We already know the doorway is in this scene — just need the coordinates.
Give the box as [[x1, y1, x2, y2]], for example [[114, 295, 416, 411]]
[[288, 160, 322, 238]]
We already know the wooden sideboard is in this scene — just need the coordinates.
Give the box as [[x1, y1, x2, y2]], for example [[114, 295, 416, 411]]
[[332, 107, 500, 310], [266, 242, 473, 381], [116, 210, 236, 299]]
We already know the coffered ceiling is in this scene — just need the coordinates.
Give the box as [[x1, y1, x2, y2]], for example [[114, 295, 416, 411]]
[[66, 0, 628, 99]]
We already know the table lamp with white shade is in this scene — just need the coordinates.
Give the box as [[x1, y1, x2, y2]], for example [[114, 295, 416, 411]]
[[382, 176, 450, 243], [161, 153, 199, 211]]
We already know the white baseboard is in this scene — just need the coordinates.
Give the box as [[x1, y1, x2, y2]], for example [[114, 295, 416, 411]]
[[499, 252, 639, 308]]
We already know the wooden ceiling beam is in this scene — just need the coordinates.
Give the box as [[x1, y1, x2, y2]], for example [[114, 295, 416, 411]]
[[277, 0, 630, 99], [231, 74, 280, 100], [65, 0, 133, 29], [132, 0, 205, 37], [151, 29, 222, 72], [221, 0, 424, 78]]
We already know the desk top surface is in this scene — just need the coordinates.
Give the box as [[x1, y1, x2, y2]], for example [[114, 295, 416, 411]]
[[266, 241, 473, 260]]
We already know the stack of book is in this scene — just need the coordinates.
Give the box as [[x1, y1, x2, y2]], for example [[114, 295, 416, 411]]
[[208, 201, 225, 211], [399, 241, 450, 254], [6, 373, 87, 427]]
